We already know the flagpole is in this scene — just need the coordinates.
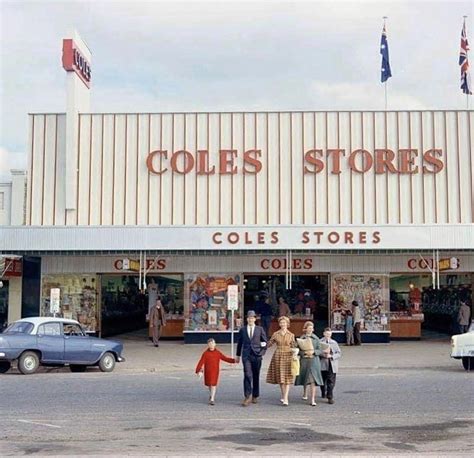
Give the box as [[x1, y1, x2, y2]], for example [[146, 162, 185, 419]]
[[465, 16, 469, 110], [383, 16, 388, 110]]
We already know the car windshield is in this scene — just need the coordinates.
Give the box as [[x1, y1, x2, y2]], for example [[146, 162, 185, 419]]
[[3, 321, 34, 335]]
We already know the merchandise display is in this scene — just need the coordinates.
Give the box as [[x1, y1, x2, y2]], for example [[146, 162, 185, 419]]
[[185, 273, 242, 331], [41, 275, 99, 333], [331, 274, 390, 332]]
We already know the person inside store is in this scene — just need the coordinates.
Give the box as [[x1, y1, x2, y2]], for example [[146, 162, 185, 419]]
[[149, 297, 167, 347], [257, 296, 273, 338], [235, 310, 268, 406], [345, 310, 354, 345], [319, 327, 342, 404], [352, 300, 362, 345], [266, 316, 296, 406], [195, 338, 236, 406], [457, 300, 471, 334], [294, 321, 326, 406], [278, 297, 291, 317]]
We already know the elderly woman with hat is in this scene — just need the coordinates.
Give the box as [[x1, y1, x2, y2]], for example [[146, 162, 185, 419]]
[[266, 315, 296, 406]]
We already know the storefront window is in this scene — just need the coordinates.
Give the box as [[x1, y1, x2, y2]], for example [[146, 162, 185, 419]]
[[41, 275, 99, 333], [330, 274, 390, 332], [101, 274, 184, 336], [184, 274, 242, 331], [390, 273, 472, 333]]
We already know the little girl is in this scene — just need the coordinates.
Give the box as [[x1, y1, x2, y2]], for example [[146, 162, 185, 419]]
[[195, 338, 236, 405]]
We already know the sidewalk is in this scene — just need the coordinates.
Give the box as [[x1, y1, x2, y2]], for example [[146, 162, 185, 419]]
[[114, 330, 457, 374]]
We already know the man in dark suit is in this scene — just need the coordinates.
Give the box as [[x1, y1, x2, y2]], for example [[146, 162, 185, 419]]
[[236, 310, 267, 406]]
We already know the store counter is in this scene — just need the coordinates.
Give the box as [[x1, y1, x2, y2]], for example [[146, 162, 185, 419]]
[[268, 316, 313, 337], [390, 313, 424, 340], [148, 317, 184, 339]]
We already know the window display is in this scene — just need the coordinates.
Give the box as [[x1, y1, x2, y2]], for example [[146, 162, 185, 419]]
[[331, 274, 390, 332], [41, 275, 99, 333], [184, 274, 242, 331]]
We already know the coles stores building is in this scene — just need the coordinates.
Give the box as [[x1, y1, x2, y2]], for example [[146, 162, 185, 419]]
[[1, 34, 473, 342]]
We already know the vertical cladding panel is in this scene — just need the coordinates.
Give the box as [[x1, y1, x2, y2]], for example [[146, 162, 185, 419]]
[[422, 112, 435, 223], [470, 112, 474, 223], [374, 112, 387, 223], [280, 113, 291, 224], [302, 113, 315, 224], [220, 113, 233, 225], [458, 111, 473, 223], [124, 114, 138, 225], [267, 113, 280, 224], [315, 112, 328, 223], [148, 115, 162, 225], [30, 115, 45, 225], [137, 114, 150, 225], [342, 112, 355, 223], [386, 112, 399, 224], [196, 114, 209, 225], [326, 112, 339, 224], [411, 112, 425, 223], [256, 113, 268, 224], [291, 113, 303, 224], [398, 111, 412, 224], [160, 114, 173, 225], [362, 112, 375, 224], [55, 115, 67, 225], [232, 114, 244, 225], [101, 115, 114, 225], [90, 114, 103, 225], [172, 114, 185, 225], [42, 115, 57, 225], [243, 113, 256, 224], [77, 115, 91, 225], [208, 114, 220, 225], [185, 114, 197, 225], [445, 112, 460, 223], [343, 113, 365, 224], [26, 116, 33, 225], [113, 115, 126, 225]]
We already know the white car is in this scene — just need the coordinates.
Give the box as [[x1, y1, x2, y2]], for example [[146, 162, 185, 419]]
[[451, 321, 474, 371]]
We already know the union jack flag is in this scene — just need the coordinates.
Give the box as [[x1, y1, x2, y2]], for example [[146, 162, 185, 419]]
[[459, 20, 472, 95]]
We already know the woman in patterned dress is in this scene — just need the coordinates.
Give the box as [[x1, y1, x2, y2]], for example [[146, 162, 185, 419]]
[[266, 316, 296, 406]]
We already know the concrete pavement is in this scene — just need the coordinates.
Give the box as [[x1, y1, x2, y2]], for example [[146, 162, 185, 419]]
[[115, 329, 459, 374]]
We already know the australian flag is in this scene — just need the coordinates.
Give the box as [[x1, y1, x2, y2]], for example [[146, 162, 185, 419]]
[[459, 20, 472, 95], [380, 25, 392, 83]]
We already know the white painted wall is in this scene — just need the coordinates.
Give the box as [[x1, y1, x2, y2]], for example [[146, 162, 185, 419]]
[[0, 182, 12, 225]]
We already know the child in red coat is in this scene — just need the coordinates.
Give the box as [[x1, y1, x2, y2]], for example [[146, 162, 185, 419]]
[[195, 338, 235, 405]]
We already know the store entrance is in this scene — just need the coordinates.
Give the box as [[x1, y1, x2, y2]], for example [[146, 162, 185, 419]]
[[243, 274, 329, 336], [0, 280, 9, 331], [100, 274, 184, 337], [390, 273, 473, 336]]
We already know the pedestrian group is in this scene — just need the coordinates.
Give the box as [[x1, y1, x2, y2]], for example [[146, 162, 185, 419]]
[[195, 309, 342, 406]]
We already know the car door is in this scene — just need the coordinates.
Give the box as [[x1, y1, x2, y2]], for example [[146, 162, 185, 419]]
[[63, 323, 93, 363], [37, 322, 65, 362]]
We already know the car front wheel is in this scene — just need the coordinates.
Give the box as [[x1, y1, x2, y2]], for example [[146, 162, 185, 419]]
[[70, 365, 87, 373], [99, 352, 116, 372], [462, 357, 474, 371], [0, 361, 11, 373], [18, 351, 40, 375]]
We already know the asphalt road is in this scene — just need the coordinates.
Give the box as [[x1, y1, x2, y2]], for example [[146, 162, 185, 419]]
[[1, 366, 473, 456]]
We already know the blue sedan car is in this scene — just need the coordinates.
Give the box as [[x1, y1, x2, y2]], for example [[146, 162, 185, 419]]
[[0, 317, 125, 374]]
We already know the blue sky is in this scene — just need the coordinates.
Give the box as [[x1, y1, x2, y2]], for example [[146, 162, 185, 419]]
[[0, 0, 473, 179]]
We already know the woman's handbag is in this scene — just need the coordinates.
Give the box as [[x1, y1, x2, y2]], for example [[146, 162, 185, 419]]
[[291, 356, 300, 377]]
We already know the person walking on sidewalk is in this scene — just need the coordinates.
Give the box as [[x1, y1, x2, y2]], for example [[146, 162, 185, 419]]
[[320, 327, 341, 405], [195, 338, 236, 405], [352, 301, 362, 345], [149, 298, 166, 347], [457, 300, 471, 334], [236, 310, 268, 406]]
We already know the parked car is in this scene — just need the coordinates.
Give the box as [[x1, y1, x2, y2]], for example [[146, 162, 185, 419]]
[[451, 321, 474, 371], [0, 317, 125, 374]]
